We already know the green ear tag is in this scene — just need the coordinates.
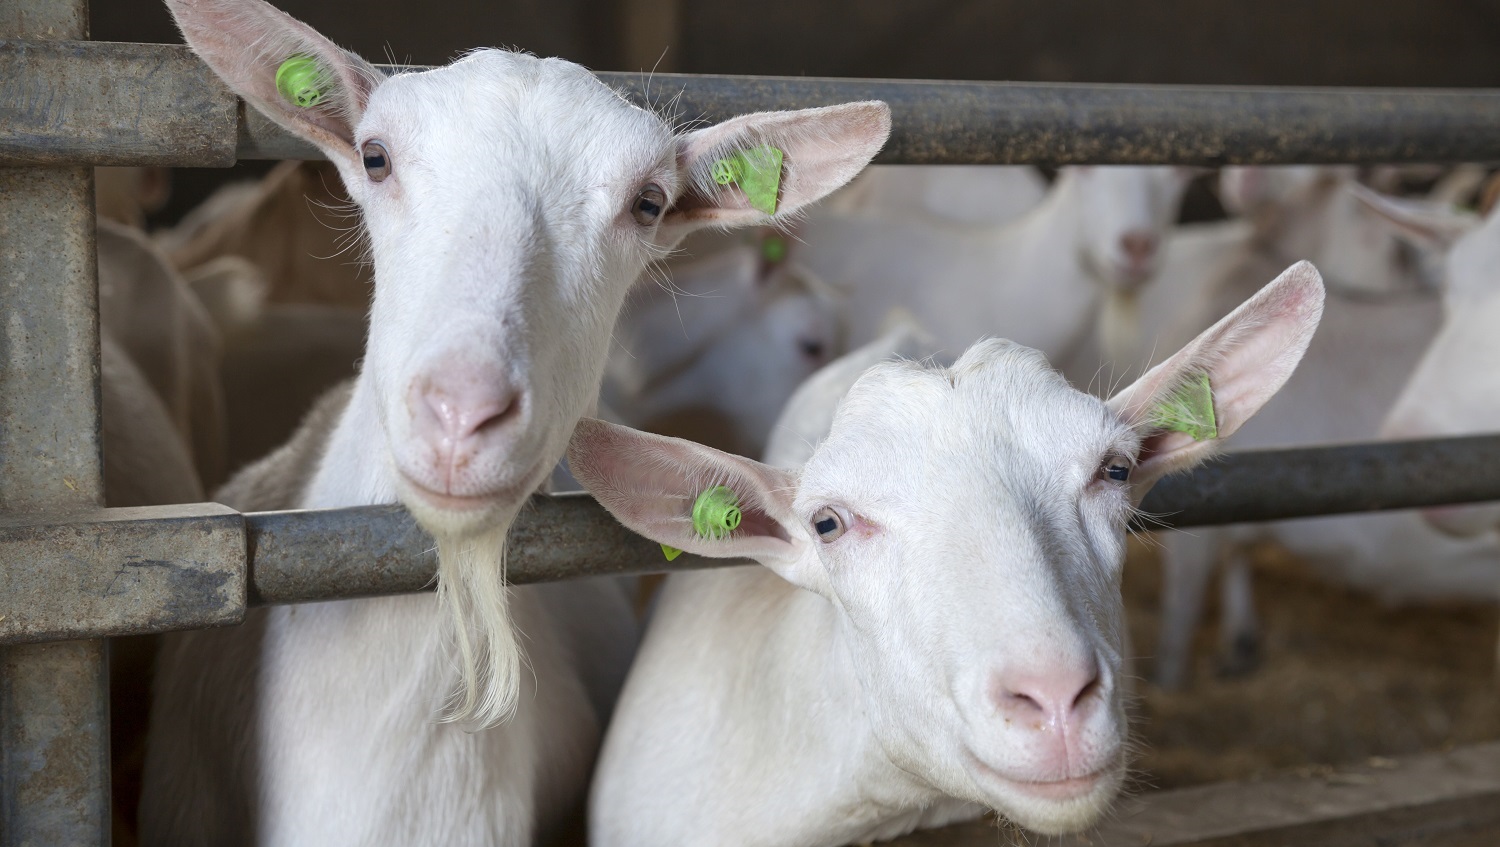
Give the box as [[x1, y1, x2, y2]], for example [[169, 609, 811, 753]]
[[710, 145, 785, 215], [761, 233, 788, 264], [1151, 372, 1218, 441], [275, 55, 329, 108], [692, 486, 743, 539], [659, 485, 744, 561]]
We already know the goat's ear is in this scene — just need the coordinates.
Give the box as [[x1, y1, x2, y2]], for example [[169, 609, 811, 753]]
[[568, 419, 820, 587], [1108, 261, 1325, 494], [1351, 184, 1477, 252], [166, 0, 379, 167], [662, 101, 891, 238]]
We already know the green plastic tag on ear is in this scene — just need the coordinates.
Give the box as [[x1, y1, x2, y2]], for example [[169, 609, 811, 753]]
[[761, 233, 788, 264], [711, 146, 785, 215], [1151, 372, 1218, 441], [691, 485, 743, 539], [659, 486, 743, 561], [276, 55, 329, 108]]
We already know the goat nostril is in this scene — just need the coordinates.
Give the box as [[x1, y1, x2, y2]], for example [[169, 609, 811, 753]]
[[416, 380, 523, 444], [1120, 232, 1158, 263], [1072, 672, 1102, 710], [1006, 690, 1045, 714], [470, 392, 521, 436]]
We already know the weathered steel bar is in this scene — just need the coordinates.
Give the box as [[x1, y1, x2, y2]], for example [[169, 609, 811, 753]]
[[9, 40, 1500, 166], [1136, 434, 1500, 528], [2, 434, 1499, 635], [249, 434, 1500, 606], [162, 70, 1500, 166], [0, 39, 238, 167], [0, 504, 248, 645], [248, 495, 723, 606], [0, 2, 109, 843], [887, 741, 1500, 846]]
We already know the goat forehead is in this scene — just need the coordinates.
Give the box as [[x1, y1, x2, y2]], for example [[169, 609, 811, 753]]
[[807, 341, 1121, 502], [367, 52, 671, 184]]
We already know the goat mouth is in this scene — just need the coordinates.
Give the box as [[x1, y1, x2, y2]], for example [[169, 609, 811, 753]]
[[964, 751, 1116, 803], [398, 466, 542, 516]]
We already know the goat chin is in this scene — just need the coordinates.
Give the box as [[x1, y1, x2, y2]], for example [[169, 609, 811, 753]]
[[434, 525, 524, 728]]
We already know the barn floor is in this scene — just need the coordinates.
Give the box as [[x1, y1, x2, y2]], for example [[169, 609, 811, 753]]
[[1123, 535, 1500, 790]]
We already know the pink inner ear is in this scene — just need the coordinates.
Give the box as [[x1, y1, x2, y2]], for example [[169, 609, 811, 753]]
[[1136, 428, 1199, 472], [567, 419, 800, 560], [168, 0, 377, 155]]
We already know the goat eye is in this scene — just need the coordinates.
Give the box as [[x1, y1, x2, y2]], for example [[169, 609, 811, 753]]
[[798, 338, 826, 360], [811, 507, 846, 543], [361, 140, 391, 182], [1100, 455, 1132, 483], [632, 184, 665, 226]]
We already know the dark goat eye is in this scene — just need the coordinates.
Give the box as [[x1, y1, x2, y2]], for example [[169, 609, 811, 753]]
[[1101, 455, 1132, 483], [633, 184, 665, 226], [811, 507, 846, 543], [361, 140, 391, 182], [798, 338, 826, 360]]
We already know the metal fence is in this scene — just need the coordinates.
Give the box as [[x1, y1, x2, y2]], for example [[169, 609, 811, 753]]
[[5, 2, 1500, 842]]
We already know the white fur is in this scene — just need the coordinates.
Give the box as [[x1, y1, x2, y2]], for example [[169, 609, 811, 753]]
[[1147, 167, 1484, 689], [605, 228, 842, 456], [142, 2, 888, 843], [570, 264, 1323, 846], [1381, 202, 1500, 534], [796, 166, 1194, 375], [822, 164, 1048, 226]]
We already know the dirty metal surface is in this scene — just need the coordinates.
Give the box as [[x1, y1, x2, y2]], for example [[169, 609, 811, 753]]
[[0, 39, 237, 167], [248, 494, 725, 606], [0, 504, 247, 644], [0, 639, 109, 847], [0, 166, 102, 506], [1, 0, 85, 41], [8, 39, 1500, 166], [242, 434, 1500, 606], [245, 64, 1500, 165], [0, 434, 1494, 626], [0, 5, 109, 843], [1138, 434, 1500, 528], [598, 73, 1500, 166]]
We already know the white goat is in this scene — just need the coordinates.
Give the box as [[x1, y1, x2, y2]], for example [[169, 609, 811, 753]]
[[796, 166, 1195, 375], [1149, 167, 1480, 688], [568, 264, 1324, 846], [1381, 190, 1500, 536], [97, 219, 229, 490], [823, 164, 1048, 226], [607, 228, 840, 455], [140, 1, 889, 844]]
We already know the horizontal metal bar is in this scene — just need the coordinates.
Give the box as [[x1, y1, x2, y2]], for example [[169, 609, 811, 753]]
[[1135, 434, 1500, 528], [0, 504, 247, 644], [248, 495, 721, 605], [8, 40, 1500, 166], [255, 435, 1500, 606], [3, 434, 1499, 643], [0, 39, 238, 167]]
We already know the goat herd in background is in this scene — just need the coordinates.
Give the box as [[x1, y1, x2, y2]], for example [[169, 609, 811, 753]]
[[71, 0, 1500, 844]]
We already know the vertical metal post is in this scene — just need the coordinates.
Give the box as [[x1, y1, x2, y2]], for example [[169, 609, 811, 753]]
[[0, 0, 109, 844]]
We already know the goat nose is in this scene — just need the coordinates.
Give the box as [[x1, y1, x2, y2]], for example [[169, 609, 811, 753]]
[[1119, 231, 1159, 264], [411, 371, 521, 448], [991, 660, 1103, 729]]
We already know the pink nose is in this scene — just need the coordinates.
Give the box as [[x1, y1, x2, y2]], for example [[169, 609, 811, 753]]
[[1119, 231, 1159, 266], [990, 658, 1102, 731], [409, 369, 522, 487]]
